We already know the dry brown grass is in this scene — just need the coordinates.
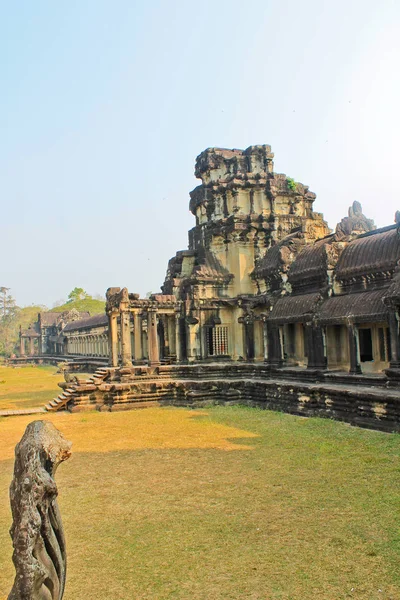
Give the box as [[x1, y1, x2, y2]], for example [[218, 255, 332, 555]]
[[0, 364, 61, 410], [0, 406, 399, 599]]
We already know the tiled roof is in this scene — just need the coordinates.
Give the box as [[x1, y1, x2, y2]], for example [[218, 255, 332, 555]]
[[39, 312, 61, 326], [318, 289, 389, 324], [336, 226, 400, 281], [253, 232, 304, 279], [289, 238, 331, 285], [39, 311, 90, 326], [268, 293, 321, 323], [63, 313, 108, 332]]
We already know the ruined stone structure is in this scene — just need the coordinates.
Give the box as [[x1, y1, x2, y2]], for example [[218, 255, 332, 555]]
[[23, 144, 400, 430], [19, 310, 90, 357], [19, 325, 40, 357], [8, 421, 71, 600], [101, 146, 388, 372]]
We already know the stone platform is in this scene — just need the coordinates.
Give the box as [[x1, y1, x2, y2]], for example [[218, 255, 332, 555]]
[[44, 363, 400, 433]]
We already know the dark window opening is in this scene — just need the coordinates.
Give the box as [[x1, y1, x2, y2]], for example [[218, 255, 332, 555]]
[[334, 325, 342, 363], [285, 323, 295, 357], [207, 327, 214, 356], [359, 328, 373, 362]]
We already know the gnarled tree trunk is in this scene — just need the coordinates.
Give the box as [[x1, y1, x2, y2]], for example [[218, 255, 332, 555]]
[[8, 421, 72, 600]]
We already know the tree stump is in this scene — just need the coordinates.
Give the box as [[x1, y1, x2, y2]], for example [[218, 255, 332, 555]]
[[8, 421, 72, 600]]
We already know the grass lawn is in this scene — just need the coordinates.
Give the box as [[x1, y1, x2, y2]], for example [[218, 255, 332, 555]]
[[0, 406, 399, 599], [0, 364, 61, 410]]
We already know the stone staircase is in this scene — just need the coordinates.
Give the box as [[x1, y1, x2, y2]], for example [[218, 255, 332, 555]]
[[44, 367, 111, 412]]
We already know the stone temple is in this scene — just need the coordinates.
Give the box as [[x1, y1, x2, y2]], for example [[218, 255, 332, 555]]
[[20, 145, 400, 430]]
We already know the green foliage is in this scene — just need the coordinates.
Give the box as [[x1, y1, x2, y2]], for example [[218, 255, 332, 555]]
[[0, 288, 20, 356], [67, 287, 89, 303], [0, 304, 48, 356], [51, 288, 105, 314], [287, 177, 297, 191], [51, 296, 105, 314]]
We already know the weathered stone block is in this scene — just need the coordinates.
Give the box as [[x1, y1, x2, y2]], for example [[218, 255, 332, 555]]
[[8, 421, 71, 600]]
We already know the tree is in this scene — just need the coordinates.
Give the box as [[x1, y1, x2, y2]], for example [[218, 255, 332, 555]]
[[0, 287, 17, 319], [0, 287, 19, 356], [67, 288, 89, 303]]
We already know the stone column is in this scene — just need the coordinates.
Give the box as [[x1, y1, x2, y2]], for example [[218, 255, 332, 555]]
[[263, 320, 268, 361], [347, 323, 362, 374], [168, 315, 176, 357], [268, 325, 283, 366], [108, 312, 119, 367], [19, 335, 24, 356], [186, 318, 199, 362], [120, 310, 132, 367], [388, 311, 400, 368], [147, 309, 160, 366], [163, 315, 170, 356], [133, 311, 143, 362], [175, 314, 182, 362], [29, 337, 35, 356]]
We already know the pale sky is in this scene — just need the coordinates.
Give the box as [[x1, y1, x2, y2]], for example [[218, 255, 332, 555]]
[[1, 0, 400, 307]]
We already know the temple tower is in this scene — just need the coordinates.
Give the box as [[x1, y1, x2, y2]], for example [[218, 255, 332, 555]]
[[187, 145, 330, 296]]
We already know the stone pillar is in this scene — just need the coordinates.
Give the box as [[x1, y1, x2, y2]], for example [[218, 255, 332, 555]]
[[186, 318, 199, 362], [147, 309, 160, 366], [268, 325, 282, 366], [133, 311, 143, 362], [19, 335, 24, 356], [108, 312, 119, 367], [120, 310, 132, 367], [163, 315, 170, 356], [263, 320, 268, 361], [29, 337, 35, 356], [347, 323, 362, 374], [168, 315, 176, 357], [388, 311, 400, 368], [175, 314, 182, 362]]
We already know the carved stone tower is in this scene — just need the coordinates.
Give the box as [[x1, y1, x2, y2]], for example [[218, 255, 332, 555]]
[[185, 145, 330, 296]]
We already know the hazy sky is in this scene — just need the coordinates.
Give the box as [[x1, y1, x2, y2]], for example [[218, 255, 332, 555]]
[[2, 0, 400, 307]]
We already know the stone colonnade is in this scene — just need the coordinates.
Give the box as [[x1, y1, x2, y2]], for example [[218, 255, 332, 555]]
[[108, 307, 179, 367], [67, 333, 109, 357], [103, 288, 400, 374], [263, 316, 399, 374]]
